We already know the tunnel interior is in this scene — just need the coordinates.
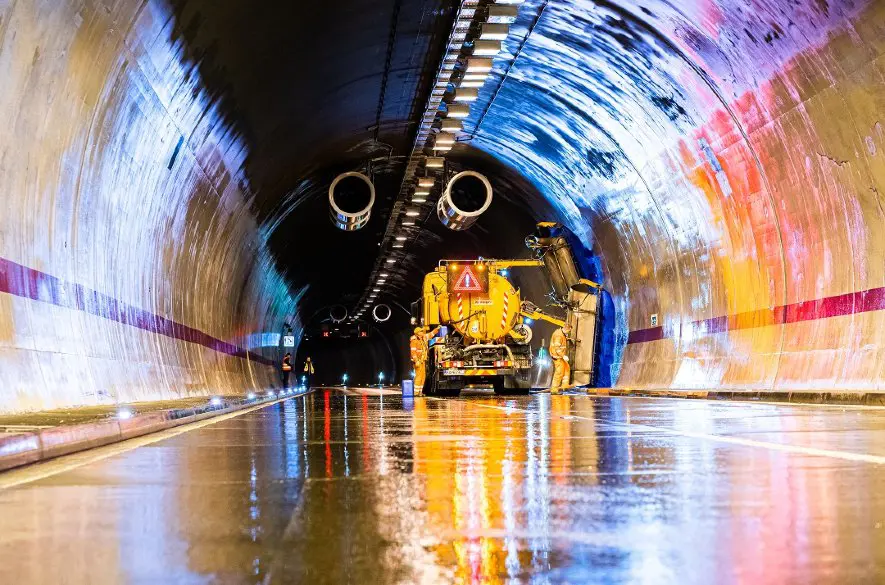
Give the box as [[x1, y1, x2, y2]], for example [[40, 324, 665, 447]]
[[1, 0, 884, 411]]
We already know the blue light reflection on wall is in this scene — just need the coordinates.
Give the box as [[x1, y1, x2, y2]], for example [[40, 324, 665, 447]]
[[465, 0, 692, 386], [561, 227, 620, 386]]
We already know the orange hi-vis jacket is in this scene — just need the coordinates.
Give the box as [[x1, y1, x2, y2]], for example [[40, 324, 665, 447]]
[[550, 327, 569, 359], [409, 334, 426, 363]]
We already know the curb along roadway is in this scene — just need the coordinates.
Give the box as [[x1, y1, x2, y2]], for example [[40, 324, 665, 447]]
[[0, 390, 311, 473]]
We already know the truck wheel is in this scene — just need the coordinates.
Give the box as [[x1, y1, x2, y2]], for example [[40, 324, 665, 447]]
[[426, 366, 461, 398], [426, 372, 440, 396], [493, 376, 530, 396], [428, 374, 461, 397]]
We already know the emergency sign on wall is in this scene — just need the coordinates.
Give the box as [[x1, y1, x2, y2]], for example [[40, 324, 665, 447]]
[[283, 335, 295, 347], [447, 263, 489, 293]]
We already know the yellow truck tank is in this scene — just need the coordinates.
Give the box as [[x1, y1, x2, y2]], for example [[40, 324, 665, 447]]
[[422, 262, 521, 343]]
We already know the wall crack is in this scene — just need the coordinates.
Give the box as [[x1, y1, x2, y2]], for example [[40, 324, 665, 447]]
[[816, 151, 850, 167]]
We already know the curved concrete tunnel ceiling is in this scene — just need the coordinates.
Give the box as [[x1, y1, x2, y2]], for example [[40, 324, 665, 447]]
[[1, 0, 883, 411]]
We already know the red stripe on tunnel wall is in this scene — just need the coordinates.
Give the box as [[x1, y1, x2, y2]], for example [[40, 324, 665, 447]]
[[0, 257, 275, 366], [627, 286, 885, 345]]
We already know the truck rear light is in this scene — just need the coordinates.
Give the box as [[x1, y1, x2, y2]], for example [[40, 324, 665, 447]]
[[494, 360, 512, 367]]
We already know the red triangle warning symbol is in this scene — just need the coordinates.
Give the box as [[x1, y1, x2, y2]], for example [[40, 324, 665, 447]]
[[453, 265, 484, 292]]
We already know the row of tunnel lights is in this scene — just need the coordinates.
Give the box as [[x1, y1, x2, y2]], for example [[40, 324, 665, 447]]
[[351, 0, 526, 323]]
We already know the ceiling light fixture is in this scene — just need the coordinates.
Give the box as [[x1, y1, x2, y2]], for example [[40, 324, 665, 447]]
[[459, 79, 485, 88], [405, 210, 420, 217], [465, 58, 493, 73], [418, 177, 435, 188], [426, 157, 445, 168], [479, 23, 510, 40], [472, 40, 502, 56], [453, 88, 479, 102], [446, 103, 471, 118], [487, 5, 519, 23]]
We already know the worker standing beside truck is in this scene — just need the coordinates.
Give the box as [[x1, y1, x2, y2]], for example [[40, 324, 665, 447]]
[[410, 328, 427, 395], [549, 323, 572, 393], [410, 326, 439, 395]]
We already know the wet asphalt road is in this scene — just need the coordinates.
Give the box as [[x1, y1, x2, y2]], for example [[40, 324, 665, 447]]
[[2, 388, 885, 584]]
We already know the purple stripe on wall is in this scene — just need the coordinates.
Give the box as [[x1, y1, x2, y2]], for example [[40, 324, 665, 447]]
[[627, 286, 885, 344], [0, 257, 275, 366], [626, 326, 664, 344]]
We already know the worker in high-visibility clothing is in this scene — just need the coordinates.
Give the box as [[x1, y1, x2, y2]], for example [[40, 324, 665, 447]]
[[410, 326, 439, 395], [549, 322, 572, 393], [303, 357, 314, 389]]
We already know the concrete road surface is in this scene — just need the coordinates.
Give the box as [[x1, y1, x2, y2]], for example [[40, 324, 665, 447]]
[[2, 388, 885, 584]]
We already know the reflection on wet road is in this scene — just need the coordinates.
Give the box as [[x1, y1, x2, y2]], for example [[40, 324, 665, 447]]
[[3, 389, 885, 584]]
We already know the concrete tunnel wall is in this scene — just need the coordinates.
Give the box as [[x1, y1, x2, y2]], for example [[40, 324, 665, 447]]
[[469, 0, 885, 391], [2, 0, 885, 413], [0, 0, 299, 412]]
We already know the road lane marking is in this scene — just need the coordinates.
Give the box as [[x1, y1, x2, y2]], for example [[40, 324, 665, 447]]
[[0, 394, 308, 490], [597, 392, 885, 411], [458, 398, 885, 465], [320, 386, 400, 396]]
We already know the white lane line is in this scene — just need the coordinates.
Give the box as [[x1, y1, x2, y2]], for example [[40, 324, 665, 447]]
[[0, 395, 304, 490], [324, 387, 400, 396], [461, 399, 885, 465], [601, 392, 885, 411]]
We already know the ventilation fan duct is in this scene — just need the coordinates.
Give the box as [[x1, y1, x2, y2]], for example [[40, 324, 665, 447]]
[[372, 304, 392, 323], [329, 172, 375, 231], [437, 171, 493, 231], [329, 305, 348, 323]]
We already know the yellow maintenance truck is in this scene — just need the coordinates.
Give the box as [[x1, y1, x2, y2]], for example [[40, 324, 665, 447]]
[[412, 223, 602, 396]]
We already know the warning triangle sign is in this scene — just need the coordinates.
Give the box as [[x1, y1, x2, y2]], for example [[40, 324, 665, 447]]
[[453, 265, 484, 292]]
